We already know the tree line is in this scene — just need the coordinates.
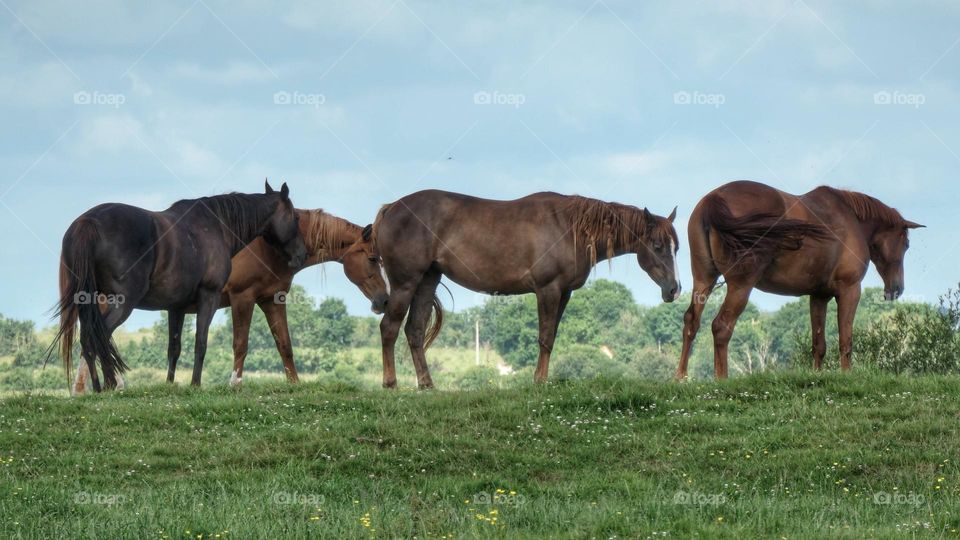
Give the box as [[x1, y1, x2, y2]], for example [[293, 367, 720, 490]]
[[2, 279, 959, 390]]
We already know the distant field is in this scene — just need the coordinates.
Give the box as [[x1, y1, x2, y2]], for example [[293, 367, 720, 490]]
[[1, 370, 958, 538]]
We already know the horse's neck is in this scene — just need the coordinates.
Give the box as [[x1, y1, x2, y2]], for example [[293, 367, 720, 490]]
[[858, 217, 887, 243], [303, 215, 360, 266], [580, 236, 636, 269], [216, 199, 272, 255]]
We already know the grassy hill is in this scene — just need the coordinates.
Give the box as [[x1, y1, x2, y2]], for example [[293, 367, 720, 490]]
[[1, 370, 958, 538]]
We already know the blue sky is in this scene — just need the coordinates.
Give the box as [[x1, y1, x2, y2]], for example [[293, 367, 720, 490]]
[[1, 0, 957, 330]]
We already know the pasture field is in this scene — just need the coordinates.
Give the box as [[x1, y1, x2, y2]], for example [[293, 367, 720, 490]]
[[1, 370, 958, 539]]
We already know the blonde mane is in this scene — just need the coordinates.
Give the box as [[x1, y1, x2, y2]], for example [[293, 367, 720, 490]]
[[299, 209, 361, 257], [564, 196, 672, 267]]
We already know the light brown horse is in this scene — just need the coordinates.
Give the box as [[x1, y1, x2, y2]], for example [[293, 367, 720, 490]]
[[373, 190, 681, 389], [73, 209, 388, 393], [676, 180, 923, 379]]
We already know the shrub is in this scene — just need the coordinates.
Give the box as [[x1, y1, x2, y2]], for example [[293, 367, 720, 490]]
[[551, 344, 624, 380], [858, 287, 960, 374], [453, 365, 500, 390]]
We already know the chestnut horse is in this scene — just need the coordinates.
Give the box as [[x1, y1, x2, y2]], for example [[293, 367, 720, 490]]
[[53, 181, 306, 392], [71, 209, 389, 393], [374, 190, 681, 388], [676, 180, 923, 379]]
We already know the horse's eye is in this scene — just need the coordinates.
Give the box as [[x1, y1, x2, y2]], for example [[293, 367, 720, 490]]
[[368, 257, 378, 263]]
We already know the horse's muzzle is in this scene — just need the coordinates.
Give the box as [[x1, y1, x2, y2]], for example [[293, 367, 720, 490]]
[[662, 282, 681, 303], [884, 286, 903, 301], [371, 293, 389, 315]]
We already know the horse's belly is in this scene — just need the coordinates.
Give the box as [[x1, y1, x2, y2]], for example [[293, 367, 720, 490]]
[[439, 265, 533, 296]]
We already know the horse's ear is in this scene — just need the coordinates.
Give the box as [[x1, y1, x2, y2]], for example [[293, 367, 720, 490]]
[[362, 224, 373, 241], [265, 178, 275, 193], [904, 220, 925, 229], [643, 207, 654, 224], [667, 206, 677, 223], [280, 182, 290, 199]]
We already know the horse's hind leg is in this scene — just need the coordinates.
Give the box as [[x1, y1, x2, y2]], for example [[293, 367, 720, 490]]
[[710, 282, 754, 379], [677, 212, 721, 380], [404, 269, 441, 390], [380, 281, 419, 389], [677, 273, 720, 380], [73, 359, 91, 395], [99, 299, 136, 390]]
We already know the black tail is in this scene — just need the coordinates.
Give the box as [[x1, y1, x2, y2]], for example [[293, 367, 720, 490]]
[[701, 195, 830, 265], [50, 218, 126, 390]]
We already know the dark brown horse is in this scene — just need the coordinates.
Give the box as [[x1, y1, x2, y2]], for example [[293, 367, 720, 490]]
[[71, 208, 388, 393], [373, 190, 681, 388], [676, 180, 923, 379], [54, 181, 306, 392]]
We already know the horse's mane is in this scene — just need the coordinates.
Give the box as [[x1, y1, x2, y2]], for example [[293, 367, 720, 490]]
[[181, 193, 273, 242], [300, 209, 360, 256], [564, 196, 673, 266], [821, 187, 905, 226]]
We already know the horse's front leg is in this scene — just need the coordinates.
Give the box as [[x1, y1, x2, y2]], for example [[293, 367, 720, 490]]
[[533, 286, 568, 383], [836, 286, 861, 371], [190, 289, 219, 387]]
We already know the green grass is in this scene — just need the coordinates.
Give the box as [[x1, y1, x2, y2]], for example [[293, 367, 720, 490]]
[[1, 370, 959, 539]]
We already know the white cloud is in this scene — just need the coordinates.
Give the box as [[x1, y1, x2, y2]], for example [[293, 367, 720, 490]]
[[601, 150, 677, 178], [73, 115, 144, 153], [168, 61, 277, 84]]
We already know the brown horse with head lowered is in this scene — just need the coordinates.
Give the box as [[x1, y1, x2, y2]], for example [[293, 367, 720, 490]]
[[374, 190, 681, 389], [72, 208, 388, 393], [676, 180, 923, 380]]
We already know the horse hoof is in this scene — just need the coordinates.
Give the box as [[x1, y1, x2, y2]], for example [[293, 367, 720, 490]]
[[382, 381, 397, 390]]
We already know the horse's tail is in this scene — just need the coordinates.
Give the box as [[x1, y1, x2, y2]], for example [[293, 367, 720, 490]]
[[50, 218, 126, 388], [701, 194, 830, 265], [423, 293, 444, 350]]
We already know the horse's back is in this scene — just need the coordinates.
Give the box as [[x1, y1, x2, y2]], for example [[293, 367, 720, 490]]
[[71, 203, 157, 257], [376, 189, 572, 291], [700, 180, 791, 216]]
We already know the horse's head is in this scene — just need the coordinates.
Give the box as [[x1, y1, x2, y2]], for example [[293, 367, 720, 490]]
[[870, 218, 924, 300], [340, 224, 389, 314], [262, 179, 307, 268], [637, 207, 682, 303]]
